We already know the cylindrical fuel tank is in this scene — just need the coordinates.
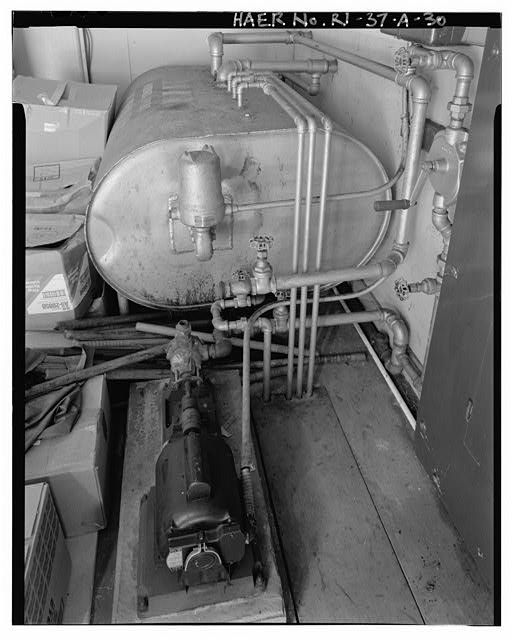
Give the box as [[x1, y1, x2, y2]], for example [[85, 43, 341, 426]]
[[86, 66, 391, 308]]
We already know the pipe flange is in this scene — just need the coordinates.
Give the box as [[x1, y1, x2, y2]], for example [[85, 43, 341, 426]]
[[427, 129, 468, 205]]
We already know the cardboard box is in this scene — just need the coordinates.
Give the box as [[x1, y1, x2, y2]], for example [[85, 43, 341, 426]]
[[24, 483, 71, 623], [25, 376, 111, 538], [13, 75, 117, 164], [25, 157, 99, 215], [25, 215, 95, 330]]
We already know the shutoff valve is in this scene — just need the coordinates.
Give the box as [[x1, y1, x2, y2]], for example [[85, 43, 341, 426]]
[[249, 235, 274, 296]]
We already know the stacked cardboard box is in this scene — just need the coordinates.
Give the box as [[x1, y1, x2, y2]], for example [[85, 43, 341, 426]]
[[25, 375, 111, 538], [15, 75, 117, 328]]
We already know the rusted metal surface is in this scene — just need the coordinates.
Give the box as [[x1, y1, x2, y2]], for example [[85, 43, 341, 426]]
[[87, 66, 391, 308]]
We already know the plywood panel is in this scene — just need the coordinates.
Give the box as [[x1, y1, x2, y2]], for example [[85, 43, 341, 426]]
[[251, 386, 422, 623], [320, 361, 493, 624]]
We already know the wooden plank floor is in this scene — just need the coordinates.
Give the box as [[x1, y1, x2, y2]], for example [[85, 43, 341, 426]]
[[251, 323, 493, 624]]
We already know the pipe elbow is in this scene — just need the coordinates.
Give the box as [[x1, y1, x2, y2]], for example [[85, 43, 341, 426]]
[[381, 251, 403, 276], [306, 114, 317, 133], [432, 208, 452, 240], [321, 114, 333, 131], [406, 74, 431, 104], [209, 329, 233, 359], [450, 52, 474, 80], [211, 300, 229, 332], [381, 309, 409, 373], [217, 59, 240, 82], [208, 32, 224, 54], [208, 32, 224, 77], [294, 115, 308, 132]]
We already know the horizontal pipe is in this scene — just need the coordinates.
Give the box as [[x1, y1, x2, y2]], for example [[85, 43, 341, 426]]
[[209, 30, 312, 77], [337, 297, 416, 431], [275, 260, 395, 290], [223, 31, 309, 45], [250, 353, 368, 383], [212, 351, 368, 370], [289, 32, 397, 82], [239, 58, 337, 74]]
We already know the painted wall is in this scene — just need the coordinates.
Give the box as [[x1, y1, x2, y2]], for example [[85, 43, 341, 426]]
[[13, 28, 294, 108], [13, 27, 87, 82], [293, 30, 485, 365]]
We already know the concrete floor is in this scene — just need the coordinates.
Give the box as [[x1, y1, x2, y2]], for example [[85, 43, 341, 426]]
[[91, 321, 494, 624]]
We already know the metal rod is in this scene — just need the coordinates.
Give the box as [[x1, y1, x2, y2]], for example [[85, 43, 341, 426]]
[[135, 322, 298, 355], [25, 343, 167, 399], [56, 311, 171, 330]]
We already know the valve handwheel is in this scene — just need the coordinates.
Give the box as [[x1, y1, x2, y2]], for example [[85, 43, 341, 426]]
[[394, 47, 413, 75], [249, 235, 274, 252]]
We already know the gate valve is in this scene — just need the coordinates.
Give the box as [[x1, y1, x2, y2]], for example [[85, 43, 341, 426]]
[[249, 235, 274, 296]]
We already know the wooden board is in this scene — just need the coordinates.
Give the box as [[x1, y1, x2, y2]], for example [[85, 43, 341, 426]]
[[64, 533, 98, 624], [319, 361, 494, 624], [251, 385, 423, 623], [112, 373, 285, 623]]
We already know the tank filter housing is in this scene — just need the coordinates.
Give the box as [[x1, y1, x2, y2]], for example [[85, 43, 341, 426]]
[[177, 145, 226, 261]]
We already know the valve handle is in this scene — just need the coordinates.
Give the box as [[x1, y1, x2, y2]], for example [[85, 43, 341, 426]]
[[232, 269, 250, 282], [249, 234, 274, 251], [394, 47, 413, 75]]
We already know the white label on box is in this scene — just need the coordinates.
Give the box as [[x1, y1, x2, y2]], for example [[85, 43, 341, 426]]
[[27, 273, 72, 314], [44, 122, 60, 133], [27, 254, 91, 315]]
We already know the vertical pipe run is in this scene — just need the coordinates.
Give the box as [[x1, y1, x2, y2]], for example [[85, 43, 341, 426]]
[[272, 78, 333, 398], [306, 126, 332, 395], [261, 320, 273, 402], [296, 119, 317, 397], [286, 130, 306, 399], [394, 76, 430, 250], [117, 293, 130, 315]]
